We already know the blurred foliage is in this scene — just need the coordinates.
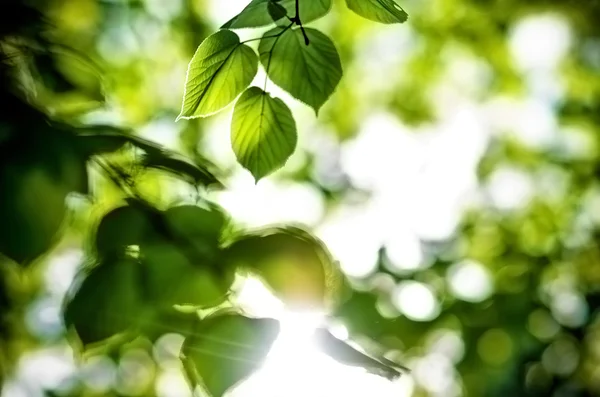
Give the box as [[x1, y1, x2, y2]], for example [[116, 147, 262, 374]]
[[0, 0, 600, 397]]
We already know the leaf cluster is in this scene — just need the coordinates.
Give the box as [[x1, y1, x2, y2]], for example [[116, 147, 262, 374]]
[[178, 0, 408, 181]]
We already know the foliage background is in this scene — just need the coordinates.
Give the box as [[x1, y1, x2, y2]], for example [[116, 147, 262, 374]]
[[2, 0, 600, 396]]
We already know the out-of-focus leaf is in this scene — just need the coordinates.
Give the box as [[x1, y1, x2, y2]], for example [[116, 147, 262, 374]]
[[231, 87, 297, 181], [75, 126, 161, 156], [0, 121, 92, 264], [345, 0, 408, 24], [259, 27, 342, 113], [94, 204, 159, 257], [312, 327, 406, 380], [141, 151, 223, 189], [181, 313, 280, 397], [223, 226, 343, 310], [0, 157, 68, 264], [222, 0, 332, 29], [177, 30, 258, 119], [141, 309, 198, 342], [32, 51, 77, 93], [141, 243, 231, 309], [164, 204, 226, 261], [63, 256, 145, 347]]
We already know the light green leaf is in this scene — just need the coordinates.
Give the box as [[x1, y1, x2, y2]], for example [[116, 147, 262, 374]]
[[222, 0, 332, 29], [181, 313, 280, 397], [259, 27, 342, 113], [231, 87, 297, 181], [178, 30, 258, 119], [345, 0, 408, 24], [284, 0, 332, 23]]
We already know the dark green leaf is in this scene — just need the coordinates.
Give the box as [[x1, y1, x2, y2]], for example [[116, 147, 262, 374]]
[[178, 30, 258, 119], [259, 27, 342, 113], [95, 204, 159, 257], [164, 204, 226, 260], [64, 257, 145, 346], [75, 126, 163, 157], [268, 1, 288, 21], [181, 313, 280, 397], [345, 0, 408, 24], [222, 0, 331, 29], [141, 242, 232, 309], [32, 51, 77, 93], [231, 87, 297, 181], [0, 158, 68, 264], [141, 151, 223, 189]]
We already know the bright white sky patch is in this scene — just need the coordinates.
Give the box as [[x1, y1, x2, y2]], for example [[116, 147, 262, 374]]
[[486, 166, 534, 211], [447, 260, 493, 302], [215, 171, 326, 228], [509, 14, 571, 72], [392, 281, 440, 321]]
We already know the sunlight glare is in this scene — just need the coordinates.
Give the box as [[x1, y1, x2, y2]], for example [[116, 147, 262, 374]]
[[231, 277, 413, 397]]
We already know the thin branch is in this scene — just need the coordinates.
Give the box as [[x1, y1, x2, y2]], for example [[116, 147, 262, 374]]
[[292, 0, 310, 45], [262, 22, 294, 91]]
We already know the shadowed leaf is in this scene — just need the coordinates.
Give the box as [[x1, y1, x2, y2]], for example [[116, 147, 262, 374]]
[[63, 257, 145, 346]]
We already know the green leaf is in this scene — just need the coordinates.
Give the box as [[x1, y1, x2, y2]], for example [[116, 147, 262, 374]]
[[141, 242, 232, 309], [163, 204, 226, 266], [259, 27, 342, 113], [312, 327, 406, 380], [141, 151, 223, 189], [231, 87, 297, 181], [345, 0, 408, 24], [75, 126, 163, 157], [268, 1, 288, 21], [94, 204, 160, 257], [33, 51, 77, 93], [64, 257, 145, 346], [181, 313, 280, 397], [222, 0, 331, 29], [223, 226, 344, 310], [0, 159, 68, 264], [0, 125, 90, 264], [178, 30, 258, 119]]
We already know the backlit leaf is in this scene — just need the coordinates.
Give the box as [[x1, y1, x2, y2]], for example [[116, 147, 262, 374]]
[[222, 0, 331, 29], [345, 0, 408, 24], [231, 87, 297, 181], [223, 226, 344, 309], [178, 30, 258, 119], [259, 27, 342, 113], [312, 327, 406, 380], [181, 313, 280, 397]]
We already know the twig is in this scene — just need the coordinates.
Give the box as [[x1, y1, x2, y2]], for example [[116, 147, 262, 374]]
[[291, 0, 309, 45]]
